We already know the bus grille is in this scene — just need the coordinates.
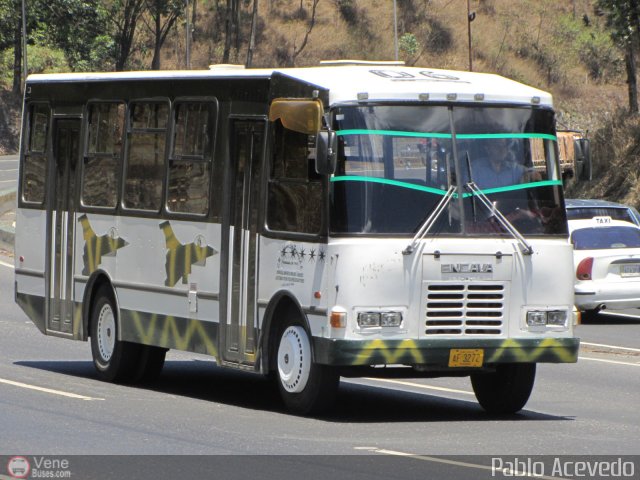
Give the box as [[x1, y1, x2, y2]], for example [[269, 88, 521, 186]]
[[424, 283, 504, 335]]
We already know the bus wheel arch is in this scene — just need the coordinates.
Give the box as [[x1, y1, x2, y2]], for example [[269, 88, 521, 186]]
[[261, 292, 308, 375], [262, 291, 339, 415], [82, 270, 115, 342]]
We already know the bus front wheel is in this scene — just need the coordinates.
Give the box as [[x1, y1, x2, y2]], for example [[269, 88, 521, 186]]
[[275, 322, 339, 415], [471, 363, 536, 414], [90, 286, 141, 383]]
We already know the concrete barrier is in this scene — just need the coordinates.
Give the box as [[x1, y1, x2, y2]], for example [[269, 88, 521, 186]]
[[0, 188, 16, 252]]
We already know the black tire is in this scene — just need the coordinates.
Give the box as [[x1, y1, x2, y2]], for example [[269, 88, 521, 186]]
[[90, 285, 142, 383], [134, 346, 168, 383], [471, 363, 536, 414], [581, 309, 599, 323], [274, 319, 339, 416]]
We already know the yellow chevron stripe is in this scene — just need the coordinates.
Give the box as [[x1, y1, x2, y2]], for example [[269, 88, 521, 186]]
[[354, 339, 426, 364]]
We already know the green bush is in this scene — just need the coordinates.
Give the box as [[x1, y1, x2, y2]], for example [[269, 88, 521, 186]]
[[399, 33, 418, 58], [26, 44, 70, 74], [555, 14, 621, 81]]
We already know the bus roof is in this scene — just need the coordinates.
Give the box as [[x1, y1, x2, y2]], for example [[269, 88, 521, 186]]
[[26, 64, 553, 108]]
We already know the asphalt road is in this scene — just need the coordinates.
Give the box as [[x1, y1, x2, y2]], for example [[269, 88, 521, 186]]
[[1, 253, 640, 478]]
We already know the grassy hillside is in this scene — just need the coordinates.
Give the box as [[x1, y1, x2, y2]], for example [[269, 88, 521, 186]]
[[0, 0, 636, 205]]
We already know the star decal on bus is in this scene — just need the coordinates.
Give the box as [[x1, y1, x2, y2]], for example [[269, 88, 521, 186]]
[[159, 221, 218, 287], [278, 244, 326, 263], [78, 214, 129, 275]]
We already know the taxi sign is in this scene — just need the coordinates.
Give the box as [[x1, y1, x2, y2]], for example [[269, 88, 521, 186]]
[[593, 216, 612, 224]]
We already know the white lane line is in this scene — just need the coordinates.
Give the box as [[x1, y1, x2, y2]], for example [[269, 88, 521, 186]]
[[0, 377, 104, 401], [0, 259, 14, 269], [579, 356, 640, 367], [581, 342, 640, 353], [356, 447, 568, 480], [599, 310, 640, 320], [1, 168, 18, 172], [363, 377, 474, 395]]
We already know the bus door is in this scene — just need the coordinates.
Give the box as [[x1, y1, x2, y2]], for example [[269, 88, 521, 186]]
[[46, 118, 80, 336], [222, 119, 265, 365]]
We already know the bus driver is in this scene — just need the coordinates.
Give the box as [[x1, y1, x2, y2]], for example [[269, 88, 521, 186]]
[[472, 138, 526, 189]]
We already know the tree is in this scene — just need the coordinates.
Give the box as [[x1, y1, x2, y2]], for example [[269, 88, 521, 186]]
[[107, 0, 146, 71], [0, 0, 27, 93], [290, 0, 319, 66], [246, 0, 258, 67], [36, 0, 113, 71], [144, 0, 184, 70], [597, 0, 640, 113], [11, 0, 21, 94], [222, 0, 239, 63]]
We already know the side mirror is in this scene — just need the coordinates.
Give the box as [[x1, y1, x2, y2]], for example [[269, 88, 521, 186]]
[[576, 138, 592, 181], [315, 130, 337, 175]]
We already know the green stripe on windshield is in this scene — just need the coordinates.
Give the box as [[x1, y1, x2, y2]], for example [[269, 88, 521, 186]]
[[337, 129, 452, 139], [330, 176, 562, 197], [462, 180, 563, 197], [330, 176, 448, 195], [336, 130, 557, 141]]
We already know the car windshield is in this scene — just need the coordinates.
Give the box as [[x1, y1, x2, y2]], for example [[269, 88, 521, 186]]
[[330, 104, 567, 237], [571, 226, 640, 250]]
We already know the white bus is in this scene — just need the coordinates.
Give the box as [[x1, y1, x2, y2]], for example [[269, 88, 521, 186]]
[[14, 63, 579, 415]]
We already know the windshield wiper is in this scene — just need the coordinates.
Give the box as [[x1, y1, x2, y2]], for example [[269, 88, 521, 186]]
[[402, 185, 456, 255], [464, 181, 534, 255], [465, 151, 477, 223]]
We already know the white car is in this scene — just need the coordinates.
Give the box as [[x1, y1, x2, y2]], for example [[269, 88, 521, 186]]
[[569, 217, 640, 318]]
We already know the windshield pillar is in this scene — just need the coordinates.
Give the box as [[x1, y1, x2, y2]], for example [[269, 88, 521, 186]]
[[448, 106, 467, 229]]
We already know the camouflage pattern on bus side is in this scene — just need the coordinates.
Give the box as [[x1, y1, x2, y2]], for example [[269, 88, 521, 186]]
[[120, 309, 219, 357], [159, 221, 218, 287], [78, 214, 128, 275]]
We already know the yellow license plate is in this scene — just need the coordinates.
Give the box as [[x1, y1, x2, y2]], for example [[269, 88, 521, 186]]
[[448, 349, 484, 367]]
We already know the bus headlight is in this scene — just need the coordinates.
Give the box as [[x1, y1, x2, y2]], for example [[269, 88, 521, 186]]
[[357, 311, 403, 328], [547, 310, 568, 327], [526, 310, 568, 328], [381, 312, 403, 327], [358, 312, 380, 327], [526, 311, 547, 326]]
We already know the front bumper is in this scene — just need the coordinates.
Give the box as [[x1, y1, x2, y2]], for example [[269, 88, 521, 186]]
[[575, 281, 640, 311], [314, 337, 579, 367]]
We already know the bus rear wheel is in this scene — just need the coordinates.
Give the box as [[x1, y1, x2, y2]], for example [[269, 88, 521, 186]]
[[275, 322, 339, 416], [471, 363, 536, 414], [90, 286, 141, 383]]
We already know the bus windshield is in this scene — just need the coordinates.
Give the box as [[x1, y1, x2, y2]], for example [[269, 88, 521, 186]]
[[329, 104, 568, 236]]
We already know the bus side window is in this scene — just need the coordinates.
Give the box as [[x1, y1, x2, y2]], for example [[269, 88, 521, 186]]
[[267, 122, 323, 234], [167, 101, 217, 216], [81, 102, 125, 209], [124, 101, 169, 212], [21, 104, 50, 204]]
